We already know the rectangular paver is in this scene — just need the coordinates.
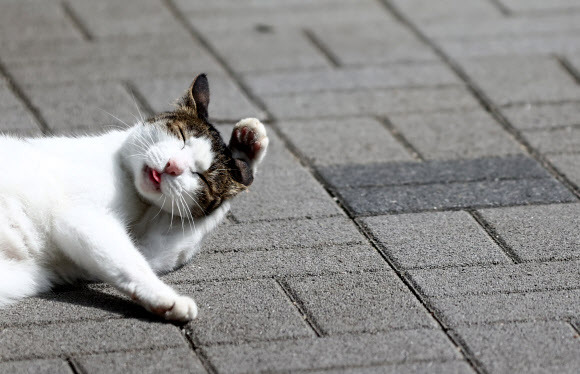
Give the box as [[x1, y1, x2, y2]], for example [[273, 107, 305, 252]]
[[203, 330, 461, 374], [479, 203, 580, 261], [164, 244, 388, 284], [390, 109, 522, 160], [408, 260, 580, 298], [548, 153, 580, 189], [502, 102, 580, 130], [523, 127, 580, 154], [339, 178, 575, 216], [277, 117, 415, 165], [243, 64, 459, 96], [453, 322, 580, 373], [284, 272, 438, 334], [74, 347, 207, 374], [432, 289, 580, 325], [0, 359, 72, 374], [179, 279, 314, 345], [262, 86, 480, 120], [318, 155, 549, 189], [0, 319, 184, 361], [360, 211, 509, 269], [459, 56, 580, 105]]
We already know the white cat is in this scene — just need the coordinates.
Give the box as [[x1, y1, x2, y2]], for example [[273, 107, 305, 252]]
[[0, 74, 268, 321]]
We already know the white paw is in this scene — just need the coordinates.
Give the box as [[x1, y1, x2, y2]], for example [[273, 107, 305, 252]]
[[230, 118, 269, 166], [163, 295, 198, 322], [138, 290, 198, 322]]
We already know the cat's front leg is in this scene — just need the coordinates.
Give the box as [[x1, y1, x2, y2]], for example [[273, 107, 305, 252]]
[[52, 207, 197, 321]]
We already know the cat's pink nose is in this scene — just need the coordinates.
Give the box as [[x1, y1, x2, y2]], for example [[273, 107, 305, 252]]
[[165, 159, 184, 176]]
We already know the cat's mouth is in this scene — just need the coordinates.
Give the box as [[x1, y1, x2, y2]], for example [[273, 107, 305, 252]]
[[144, 166, 162, 191]]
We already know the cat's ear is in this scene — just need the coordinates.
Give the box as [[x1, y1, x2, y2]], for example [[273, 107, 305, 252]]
[[231, 159, 254, 187], [182, 74, 210, 120]]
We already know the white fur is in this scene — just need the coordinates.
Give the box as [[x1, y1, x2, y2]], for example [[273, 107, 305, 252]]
[[0, 118, 267, 321]]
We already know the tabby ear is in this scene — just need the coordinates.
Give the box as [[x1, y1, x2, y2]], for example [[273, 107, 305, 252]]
[[231, 158, 254, 187], [182, 74, 210, 119]]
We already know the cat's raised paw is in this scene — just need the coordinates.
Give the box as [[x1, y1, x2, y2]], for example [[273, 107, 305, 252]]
[[230, 118, 269, 165]]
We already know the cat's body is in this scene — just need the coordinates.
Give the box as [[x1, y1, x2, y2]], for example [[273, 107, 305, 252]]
[[0, 75, 268, 320]]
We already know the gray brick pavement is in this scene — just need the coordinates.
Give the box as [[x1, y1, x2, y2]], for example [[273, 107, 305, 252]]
[[1, 0, 580, 372]]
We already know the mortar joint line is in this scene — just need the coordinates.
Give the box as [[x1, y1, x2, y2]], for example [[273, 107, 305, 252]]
[[376, 116, 425, 161], [486, 0, 513, 16], [65, 357, 84, 374], [555, 55, 580, 85], [274, 277, 325, 337], [467, 209, 522, 264], [0, 58, 52, 135], [303, 28, 342, 68], [181, 327, 219, 374], [570, 321, 580, 336], [61, 1, 94, 42], [122, 80, 155, 118], [377, 0, 580, 202]]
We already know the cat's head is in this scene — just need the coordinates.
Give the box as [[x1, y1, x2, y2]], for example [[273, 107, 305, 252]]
[[124, 74, 264, 218]]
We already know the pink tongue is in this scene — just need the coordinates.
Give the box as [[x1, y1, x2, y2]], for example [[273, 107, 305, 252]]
[[152, 169, 161, 183]]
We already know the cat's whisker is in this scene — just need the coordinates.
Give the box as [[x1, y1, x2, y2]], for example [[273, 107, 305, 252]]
[[168, 198, 175, 232], [150, 196, 167, 222], [128, 90, 146, 125], [180, 195, 195, 235], [98, 108, 131, 129], [175, 196, 185, 236]]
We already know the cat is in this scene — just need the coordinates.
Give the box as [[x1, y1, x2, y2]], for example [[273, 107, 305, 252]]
[[0, 74, 268, 321]]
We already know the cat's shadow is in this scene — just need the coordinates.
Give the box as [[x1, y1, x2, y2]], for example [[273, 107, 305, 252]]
[[37, 283, 165, 323]]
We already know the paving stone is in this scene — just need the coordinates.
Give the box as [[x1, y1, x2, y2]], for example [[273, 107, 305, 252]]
[[479, 203, 580, 261], [2, 34, 214, 66], [229, 160, 342, 222], [310, 21, 440, 66], [185, 0, 390, 34], [305, 361, 476, 374], [440, 34, 580, 59], [284, 272, 437, 334], [0, 0, 81, 43], [454, 322, 580, 373], [500, 0, 580, 13], [390, 109, 522, 160], [131, 73, 265, 122], [459, 56, 580, 105], [263, 86, 480, 120], [0, 106, 41, 133], [432, 289, 580, 325], [164, 244, 388, 284], [523, 127, 580, 154], [408, 260, 580, 298], [318, 155, 549, 189], [360, 211, 509, 269], [75, 347, 207, 374], [0, 319, 184, 361], [0, 286, 144, 327], [340, 178, 575, 216], [243, 64, 460, 96], [67, 0, 183, 38], [173, 0, 362, 13], [423, 14, 580, 40], [23, 82, 138, 132], [277, 117, 414, 166], [202, 216, 364, 253], [391, 0, 501, 22], [0, 359, 72, 374], [502, 102, 580, 130], [203, 329, 461, 374], [548, 153, 580, 188], [179, 279, 314, 344], [201, 29, 331, 73]]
